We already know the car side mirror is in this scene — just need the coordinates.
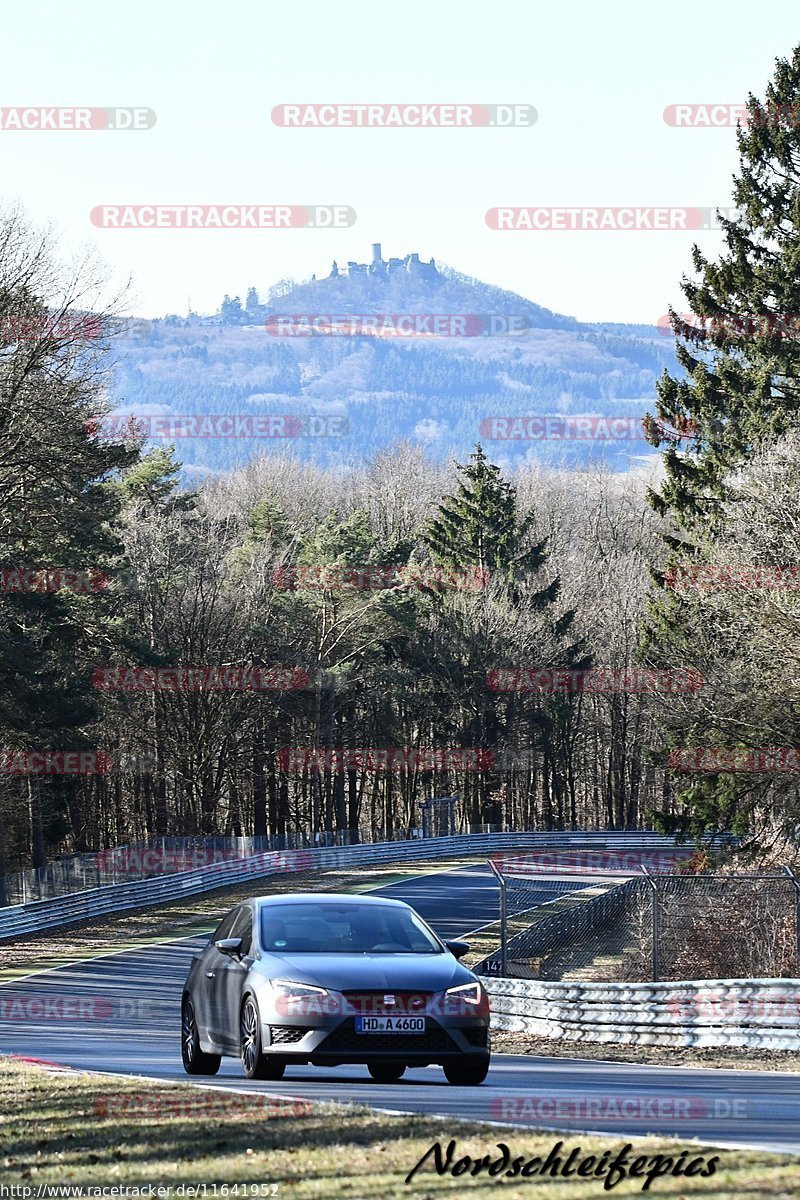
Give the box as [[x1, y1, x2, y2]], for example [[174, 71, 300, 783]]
[[445, 939, 470, 959], [215, 937, 243, 956]]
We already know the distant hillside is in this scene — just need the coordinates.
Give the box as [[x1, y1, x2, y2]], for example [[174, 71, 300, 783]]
[[106, 249, 680, 476]]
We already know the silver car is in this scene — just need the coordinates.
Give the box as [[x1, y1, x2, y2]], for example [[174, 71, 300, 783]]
[[181, 892, 491, 1085]]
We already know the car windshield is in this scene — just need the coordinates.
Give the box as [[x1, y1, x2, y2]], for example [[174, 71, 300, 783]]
[[260, 902, 443, 954]]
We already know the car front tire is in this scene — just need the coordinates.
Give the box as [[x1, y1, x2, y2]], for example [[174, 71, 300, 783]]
[[443, 1056, 490, 1086], [367, 1062, 406, 1083], [181, 996, 221, 1076], [240, 995, 286, 1080]]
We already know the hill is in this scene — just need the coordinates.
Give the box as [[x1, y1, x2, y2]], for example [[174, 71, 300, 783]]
[[105, 248, 679, 476]]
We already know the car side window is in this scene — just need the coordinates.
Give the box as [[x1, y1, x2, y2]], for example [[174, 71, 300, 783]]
[[211, 909, 237, 943], [230, 907, 253, 956]]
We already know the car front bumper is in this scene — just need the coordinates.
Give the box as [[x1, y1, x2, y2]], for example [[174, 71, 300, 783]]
[[261, 1013, 490, 1065]]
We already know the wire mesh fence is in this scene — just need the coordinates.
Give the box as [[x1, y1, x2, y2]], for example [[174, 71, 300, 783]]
[[479, 865, 800, 983], [627, 871, 800, 982]]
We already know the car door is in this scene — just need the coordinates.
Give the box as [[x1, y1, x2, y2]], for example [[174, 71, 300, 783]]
[[198, 909, 238, 1046], [214, 906, 255, 1053]]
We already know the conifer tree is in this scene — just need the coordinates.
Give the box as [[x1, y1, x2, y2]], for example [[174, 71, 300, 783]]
[[645, 47, 800, 540], [643, 46, 800, 835], [425, 444, 553, 592]]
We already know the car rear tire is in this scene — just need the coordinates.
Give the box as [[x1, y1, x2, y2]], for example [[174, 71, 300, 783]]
[[367, 1062, 406, 1083], [181, 996, 221, 1076], [443, 1057, 490, 1086], [240, 996, 286, 1080]]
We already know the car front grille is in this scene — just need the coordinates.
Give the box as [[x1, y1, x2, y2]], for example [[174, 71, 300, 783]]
[[341, 991, 433, 1015], [269, 1025, 312, 1044], [319, 1018, 456, 1053]]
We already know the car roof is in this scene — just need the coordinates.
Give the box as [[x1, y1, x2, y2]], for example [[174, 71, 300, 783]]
[[250, 892, 411, 909]]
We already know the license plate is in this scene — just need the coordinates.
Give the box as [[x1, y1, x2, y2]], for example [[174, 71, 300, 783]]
[[355, 1016, 425, 1033]]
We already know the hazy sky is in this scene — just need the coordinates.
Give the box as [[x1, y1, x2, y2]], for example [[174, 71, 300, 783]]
[[5, 1, 800, 323]]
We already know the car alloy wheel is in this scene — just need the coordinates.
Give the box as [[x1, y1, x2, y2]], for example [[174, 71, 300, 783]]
[[181, 996, 221, 1076], [240, 995, 286, 1080]]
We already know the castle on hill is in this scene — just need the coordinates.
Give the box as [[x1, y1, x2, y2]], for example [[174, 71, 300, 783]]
[[328, 243, 439, 281]]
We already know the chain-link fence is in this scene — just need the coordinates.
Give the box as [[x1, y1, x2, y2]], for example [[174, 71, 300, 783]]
[[478, 864, 800, 983], [628, 870, 800, 982]]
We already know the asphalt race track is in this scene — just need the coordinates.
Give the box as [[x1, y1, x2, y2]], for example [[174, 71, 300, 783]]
[[371, 863, 580, 938], [1, 867, 798, 1157]]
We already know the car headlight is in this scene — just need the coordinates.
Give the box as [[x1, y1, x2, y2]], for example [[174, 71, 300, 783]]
[[270, 979, 338, 1017], [445, 983, 482, 1005], [442, 981, 490, 1018], [271, 979, 329, 1000]]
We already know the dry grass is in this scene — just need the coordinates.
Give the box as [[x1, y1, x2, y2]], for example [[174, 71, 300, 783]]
[[2, 1058, 797, 1198]]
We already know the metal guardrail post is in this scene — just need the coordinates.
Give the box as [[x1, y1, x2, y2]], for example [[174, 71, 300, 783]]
[[783, 865, 800, 966], [641, 866, 659, 982], [488, 858, 507, 977]]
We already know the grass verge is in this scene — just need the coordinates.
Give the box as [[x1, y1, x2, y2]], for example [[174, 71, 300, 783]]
[[1, 1057, 797, 1197]]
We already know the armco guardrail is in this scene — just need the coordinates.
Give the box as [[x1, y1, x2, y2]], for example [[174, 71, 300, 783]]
[[485, 975, 800, 1049], [0, 832, 696, 941]]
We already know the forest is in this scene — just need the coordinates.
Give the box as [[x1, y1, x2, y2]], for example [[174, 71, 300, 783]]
[[5, 45, 800, 888]]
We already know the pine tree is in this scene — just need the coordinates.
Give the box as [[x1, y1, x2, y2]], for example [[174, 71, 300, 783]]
[[645, 47, 800, 539], [425, 444, 554, 595], [642, 46, 800, 835], [423, 445, 587, 828], [220, 294, 243, 324], [0, 206, 143, 869]]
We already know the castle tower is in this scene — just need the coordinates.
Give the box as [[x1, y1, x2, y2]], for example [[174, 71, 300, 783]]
[[371, 243, 382, 264], [329, 260, 340, 278]]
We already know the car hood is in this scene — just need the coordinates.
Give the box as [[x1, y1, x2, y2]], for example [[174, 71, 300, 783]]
[[255, 951, 476, 992]]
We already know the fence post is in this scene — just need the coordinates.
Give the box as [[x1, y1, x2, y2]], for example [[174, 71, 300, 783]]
[[641, 866, 659, 982], [488, 858, 507, 977], [782, 866, 800, 966]]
